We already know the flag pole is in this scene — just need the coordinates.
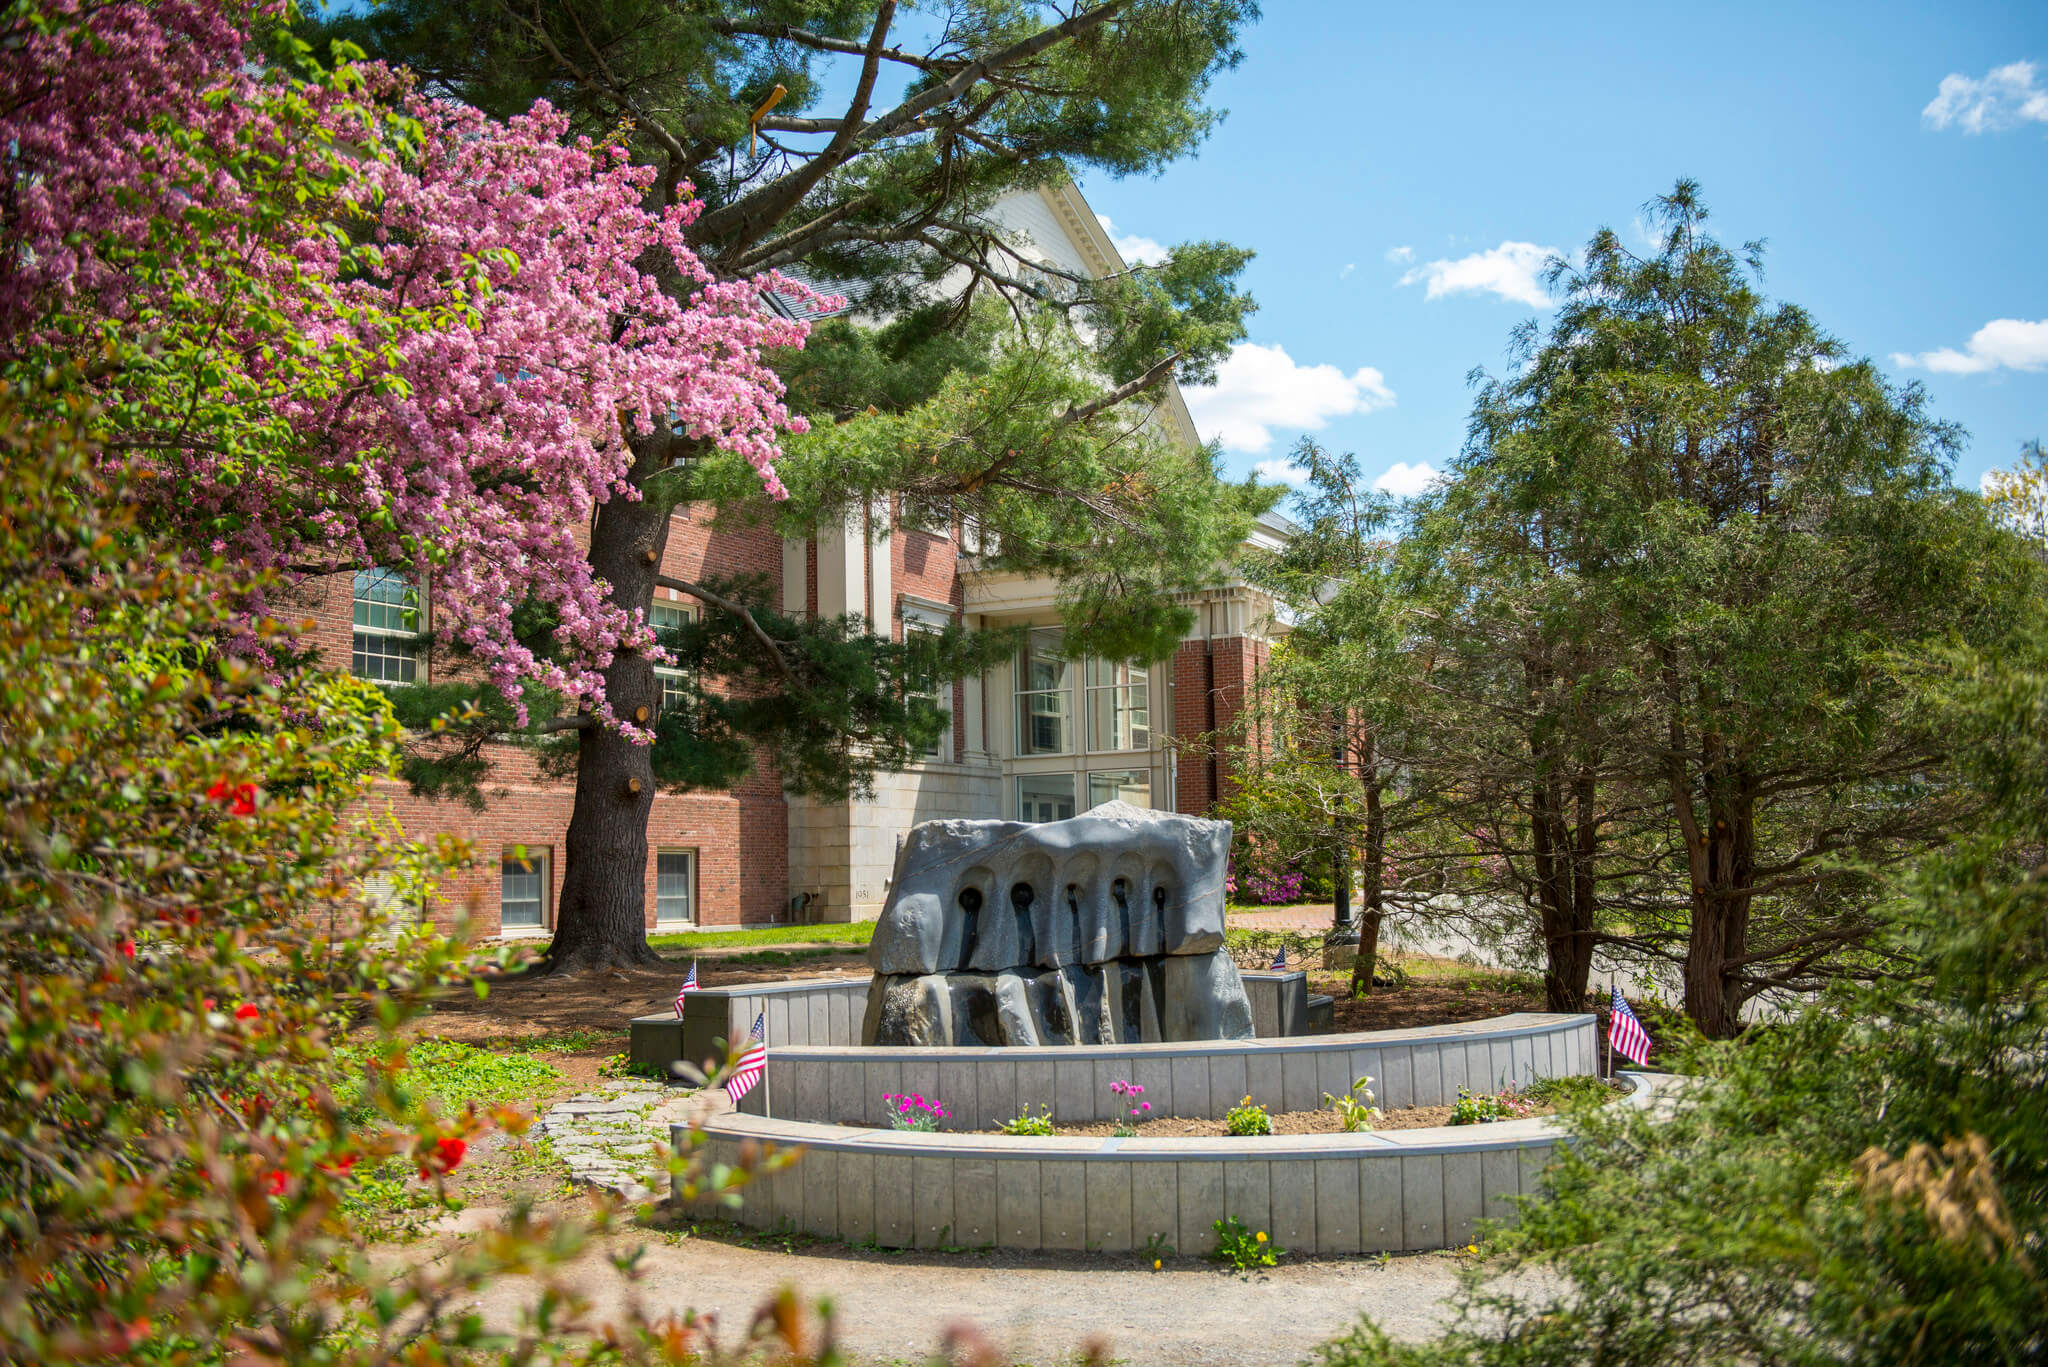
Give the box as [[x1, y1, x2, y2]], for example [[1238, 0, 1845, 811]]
[[1604, 975, 1613, 1080]]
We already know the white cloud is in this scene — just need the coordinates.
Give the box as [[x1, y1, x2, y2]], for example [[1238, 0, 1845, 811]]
[[1923, 60, 2048, 133], [1253, 458, 1313, 486], [1385, 245, 1415, 265], [1893, 318, 2048, 374], [1372, 460, 1442, 498], [1095, 213, 1169, 266], [1981, 469, 2005, 495], [1183, 342, 1396, 454], [1339, 262, 1356, 279], [1398, 241, 1560, 308]]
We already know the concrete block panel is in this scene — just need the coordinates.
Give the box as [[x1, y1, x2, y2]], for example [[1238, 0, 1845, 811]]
[[1383, 1047, 1414, 1110], [913, 1156, 956, 1248], [837, 1150, 876, 1245], [1281, 1048, 1320, 1116], [1481, 1147, 1521, 1227], [1359, 1156, 1402, 1250], [1131, 1162, 1178, 1254], [1313, 1158, 1361, 1254], [1171, 1053, 1210, 1118], [955, 1157, 998, 1246], [1041, 1159, 1087, 1251], [1085, 1161, 1133, 1252], [1224, 1159, 1272, 1240], [1177, 1160, 1225, 1256], [801, 1150, 838, 1239], [1400, 1155, 1444, 1251], [1270, 1160, 1316, 1253], [997, 1160, 1043, 1249], [874, 1154, 914, 1246], [1443, 1152, 1483, 1248]]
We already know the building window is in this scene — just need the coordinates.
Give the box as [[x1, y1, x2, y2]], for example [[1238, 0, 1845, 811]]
[[1085, 657, 1151, 752], [1014, 628, 1072, 755], [1087, 768, 1151, 810], [501, 848, 550, 931], [351, 568, 420, 683], [904, 605, 955, 761], [655, 849, 695, 925], [1018, 772, 1076, 824], [650, 600, 697, 714]]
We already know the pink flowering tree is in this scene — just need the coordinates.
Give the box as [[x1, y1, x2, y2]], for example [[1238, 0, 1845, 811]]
[[1, 0, 806, 723], [5, 0, 985, 973]]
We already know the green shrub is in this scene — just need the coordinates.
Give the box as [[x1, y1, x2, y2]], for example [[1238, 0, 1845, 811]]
[[1521, 1074, 1622, 1110], [1211, 1216, 1281, 1270], [1224, 1096, 1274, 1136], [1449, 1085, 1536, 1125], [998, 1105, 1058, 1136]]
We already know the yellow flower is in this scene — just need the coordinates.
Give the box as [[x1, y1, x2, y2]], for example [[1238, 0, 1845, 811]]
[[1466, 1244, 1478, 1254], [1256, 1231, 1268, 1243], [1241, 1095, 1252, 1105], [1152, 1258, 1161, 1270]]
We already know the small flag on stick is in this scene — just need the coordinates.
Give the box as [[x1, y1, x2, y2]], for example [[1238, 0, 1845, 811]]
[[674, 960, 699, 1018], [725, 1011, 768, 1103], [1271, 946, 1288, 969], [1608, 985, 1652, 1067]]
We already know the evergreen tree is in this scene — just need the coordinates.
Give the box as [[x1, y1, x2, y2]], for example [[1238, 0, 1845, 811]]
[[307, 1, 1273, 970]]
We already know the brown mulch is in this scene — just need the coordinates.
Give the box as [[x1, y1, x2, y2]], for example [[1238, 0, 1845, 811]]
[[415, 957, 871, 1044], [1325, 978, 1548, 1032], [973, 1101, 1555, 1137]]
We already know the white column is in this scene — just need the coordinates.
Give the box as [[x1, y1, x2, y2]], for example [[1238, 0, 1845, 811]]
[[867, 498, 892, 636], [780, 536, 807, 616], [816, 510, 862, 618]]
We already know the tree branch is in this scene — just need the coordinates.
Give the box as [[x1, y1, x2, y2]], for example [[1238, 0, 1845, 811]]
[[655, 575, 797, 684]]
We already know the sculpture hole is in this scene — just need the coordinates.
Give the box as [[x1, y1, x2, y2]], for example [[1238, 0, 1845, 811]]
[[1010, 882, 1034, 911], [1110, 877, 1129, 906], [1152, 885, 1168, 911], [958, 887, 983, 913]]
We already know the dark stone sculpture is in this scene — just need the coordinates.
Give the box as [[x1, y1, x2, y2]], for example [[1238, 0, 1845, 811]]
[[861, 802, 1253, 1045]]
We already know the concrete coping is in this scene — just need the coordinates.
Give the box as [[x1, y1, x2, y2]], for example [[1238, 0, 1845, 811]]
[[738, 1011, 1591, 1061], [679, 1070, 1679, 1162]]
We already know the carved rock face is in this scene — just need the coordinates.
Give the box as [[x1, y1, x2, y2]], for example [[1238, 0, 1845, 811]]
[[862, 802, 1252, 1046]]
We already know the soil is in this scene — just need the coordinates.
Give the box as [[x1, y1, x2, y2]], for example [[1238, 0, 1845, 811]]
[[1325, 976, 1549, 1032], [971, 1100, 1548, 1137]]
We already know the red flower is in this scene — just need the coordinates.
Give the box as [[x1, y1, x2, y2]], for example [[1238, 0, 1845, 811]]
[[242, 1093, 272, 1121], [233, 1003, 259, 1021], [263, 1169, 287, 1197], [419, 1136, 467, 1180], [207, 778, 258, 816], [117, 939, 134, 959], [202, 998, 216, 1011], [319, 1152, 359, 1176]]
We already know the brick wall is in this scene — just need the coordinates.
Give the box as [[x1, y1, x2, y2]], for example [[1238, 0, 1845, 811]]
[[1171, 634, 1268, 816]]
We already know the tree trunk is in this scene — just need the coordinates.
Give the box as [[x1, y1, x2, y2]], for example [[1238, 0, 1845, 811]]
[[1680, 760, 1755, 1038], [1348, 740, 1387, 998], [541, 434, 674, 974], [1529, 765, 1597, 1013]]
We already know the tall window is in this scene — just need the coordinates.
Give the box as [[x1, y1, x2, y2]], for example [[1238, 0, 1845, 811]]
[[1018, 773, 1076, 823], [650, 601, 697, 714], [501, 848, 549, 931], [1085, 657, 1151, 752], [1087, 768, 1151, 810], [655, 849, 695, 925], [1013, 629, 1072, 755], [351, 568, 420, 683], [904, 605, 954, 761]]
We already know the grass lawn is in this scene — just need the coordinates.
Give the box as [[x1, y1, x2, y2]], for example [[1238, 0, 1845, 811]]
[[648, 922, 876, 952]]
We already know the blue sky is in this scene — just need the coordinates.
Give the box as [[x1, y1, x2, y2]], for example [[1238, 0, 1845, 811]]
[[1079, 0, 2048, 500]]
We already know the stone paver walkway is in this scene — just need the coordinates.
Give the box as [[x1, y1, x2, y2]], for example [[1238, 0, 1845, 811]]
[[534, 1076, 692, 1204]]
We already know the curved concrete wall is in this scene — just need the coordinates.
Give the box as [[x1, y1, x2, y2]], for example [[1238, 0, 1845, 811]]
[[674, 1071, 1673, 1255], [733, 1013, 1596, 1127]]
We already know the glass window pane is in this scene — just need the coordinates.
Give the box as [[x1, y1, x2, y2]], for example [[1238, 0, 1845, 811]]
[[501, 852, 547, 927], [1016, 772, 1077, 824], [656, 849, 693, 923], [1014, 630, 1072, 755], [1087, 769, 1151, 810], [351, 568, 420, 683]]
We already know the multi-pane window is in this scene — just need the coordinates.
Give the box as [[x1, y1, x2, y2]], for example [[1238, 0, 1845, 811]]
[[351, 568, 420, 683], [1085, 657, 1151, 752], [1013, 629, 1072, 755], [500, 849, 549, 931], [655, 849, 694, 925], [650, 601, 696, 714], [1018, 772, 1077, 824], [904, 607, 954, 761], [1087, 768, 1151, 810]]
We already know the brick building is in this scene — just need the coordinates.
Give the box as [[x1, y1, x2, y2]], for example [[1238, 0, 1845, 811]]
[[306, 180, 1289, 937]]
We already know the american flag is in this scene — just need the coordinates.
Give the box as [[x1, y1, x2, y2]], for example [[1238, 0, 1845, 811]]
[[1608, 985, 1652, 1067], [1271, 946, 1288, 969], [725, 1011, 767, 1103], [673, 960, 699, 1018]]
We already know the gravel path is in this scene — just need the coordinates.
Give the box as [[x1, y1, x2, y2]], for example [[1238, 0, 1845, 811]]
[[464, 1227, 1522, 1366]]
